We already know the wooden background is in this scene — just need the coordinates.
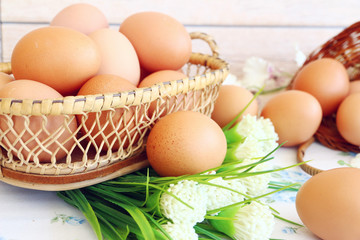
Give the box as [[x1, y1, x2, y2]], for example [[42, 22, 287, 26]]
[[1, 0, 359, 77]]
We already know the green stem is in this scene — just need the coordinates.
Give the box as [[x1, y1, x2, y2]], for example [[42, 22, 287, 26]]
[[86, 186, 144, 207], [273, 213, 304, 227], [207, 182, 299, 215], [222, 86, 264, 132], [260, 85, 288, 95]]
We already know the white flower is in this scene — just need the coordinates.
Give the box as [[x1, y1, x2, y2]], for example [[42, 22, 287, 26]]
[[237, 161, 271, 197], [223, 73, 242, 86], [232, 201, 274, 240], [224, 115, 275, 195], [159, 180, 207, 225], [225, 178, 247, 204], [232, 114, 261, 138], [234, 135, 266, 160], [204, 177, 246, 211], [239, 56, 295, 93], [295, 44, 307, 67], [257, 117, 279, 153], [233, 114, 279, 156], [160, 222, 198, 240], [350, 153, 360, 168], [241, 57, 270, 91]]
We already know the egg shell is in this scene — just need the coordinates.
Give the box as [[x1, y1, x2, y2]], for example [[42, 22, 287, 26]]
[[146, 111, 227, 177], [139, 67, 151, 82], [89, 28, 140, 86], [119, 11, 192, 72], [261, 90, 322, 147], [0, 80, 78, 162], [349, 80, 360, 95], [336, 92, 360, 145], [296, 167, 360, 240], [211, 85, 258, 128], [50, 3, 108, 35], [0, 72, 14, 89], [11, 26, 101, 96], [77, 74, 142, 150], [138, 70, 195, 117], [292, 58, 350, 116]]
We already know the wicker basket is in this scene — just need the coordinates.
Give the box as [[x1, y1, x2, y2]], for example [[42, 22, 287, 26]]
[[292, 22, 360, 175], [0, 32, 229, 190]]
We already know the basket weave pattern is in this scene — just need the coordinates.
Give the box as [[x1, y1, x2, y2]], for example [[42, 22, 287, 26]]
[[0, 32, 229, 186]]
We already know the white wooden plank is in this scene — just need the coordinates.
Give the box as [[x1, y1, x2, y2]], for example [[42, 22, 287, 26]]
[[2, 0, 359, 27], [188, 26, 343, 76], [1, 23, 342, 76]]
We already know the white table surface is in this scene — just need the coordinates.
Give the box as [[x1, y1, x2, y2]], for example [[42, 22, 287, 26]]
[[1, 139, 351, 240]]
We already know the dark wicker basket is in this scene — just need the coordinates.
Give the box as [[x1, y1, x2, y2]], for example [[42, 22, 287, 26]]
[[292, 21, 360, 175]]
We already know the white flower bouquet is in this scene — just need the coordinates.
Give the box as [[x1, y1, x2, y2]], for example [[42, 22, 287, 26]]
[[58, 106, 301, 240]]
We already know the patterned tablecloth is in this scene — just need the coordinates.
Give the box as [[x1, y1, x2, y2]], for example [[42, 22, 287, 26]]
[[0, 140, 353, 240]]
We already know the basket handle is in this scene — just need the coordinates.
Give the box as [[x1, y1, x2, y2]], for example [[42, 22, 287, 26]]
[[297, 136, 323, 176], [190, 32, 219, 58], [0, 62, 11, 74]]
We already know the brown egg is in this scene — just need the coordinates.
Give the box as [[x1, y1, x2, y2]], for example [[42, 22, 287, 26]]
[[77, 74, 142, 151], [0, 80, 78, 162], [119, 11, 192, 72], [296, 168, 360, 240], [50, 3, 108, 35], [138, 70, 192, 117], [146, 111, 227, 177], [336, 93, 360, 145], [292, 58, 349, 116], [211, 85, 258, 128], [261, 90, 322, 147], [11, 26, 101, 96], [139, 70, 187, 87], [89, 28, 140, 86], [349, 80, 360, 95], [0, 72, 14, 89]]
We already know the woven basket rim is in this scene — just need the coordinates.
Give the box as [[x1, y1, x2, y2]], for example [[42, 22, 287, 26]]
[[1, 52, 228, 98], [0, 54, 229, 116], [0, 31, 227, 101]]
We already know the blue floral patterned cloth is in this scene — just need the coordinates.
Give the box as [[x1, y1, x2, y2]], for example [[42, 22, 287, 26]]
[[0, 141, 352, 240], [268, 141, 355, 240]]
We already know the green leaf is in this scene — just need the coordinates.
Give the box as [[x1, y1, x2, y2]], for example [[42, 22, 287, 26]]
[[120, 204, 155, 240], [195, 223, 234, 240], [144, 190, 163, 215], [208, 206, 241, 237], [86, 186, 143, 207], [87, 186, 163, 239], [195, 226, 224, 240], [142, 211, 172, 240], [66, 189, 103, 240], [90, 200, 157, 240], [97, 213, 126, 240], [57, 191, 76, 208]]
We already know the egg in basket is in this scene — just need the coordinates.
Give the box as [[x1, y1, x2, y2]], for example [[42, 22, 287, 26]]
[[0, 21, 229, 191]]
